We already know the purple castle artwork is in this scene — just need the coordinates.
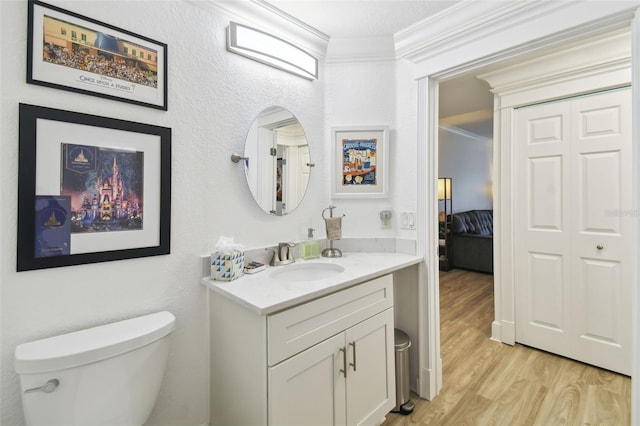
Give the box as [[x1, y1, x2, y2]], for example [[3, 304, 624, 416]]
[[61, 143, 144, 233]]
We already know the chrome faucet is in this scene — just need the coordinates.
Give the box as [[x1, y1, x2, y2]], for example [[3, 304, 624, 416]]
[[270, 242, 296, 266]]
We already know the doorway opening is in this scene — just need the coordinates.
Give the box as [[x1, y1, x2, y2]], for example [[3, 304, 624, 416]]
[[436, 71, 497, 383]]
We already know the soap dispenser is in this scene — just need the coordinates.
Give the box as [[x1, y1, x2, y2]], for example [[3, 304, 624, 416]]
[[300, 228, 321, 260]]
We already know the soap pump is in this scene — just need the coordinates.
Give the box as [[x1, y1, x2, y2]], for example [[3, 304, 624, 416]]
[[300, 227, 321, 260]]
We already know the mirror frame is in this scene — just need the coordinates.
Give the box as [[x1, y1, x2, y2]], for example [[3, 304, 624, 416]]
[[243, 107, 312, 215]]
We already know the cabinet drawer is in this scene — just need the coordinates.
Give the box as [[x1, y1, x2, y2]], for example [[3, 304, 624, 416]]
[[267, 274, 393, 366]]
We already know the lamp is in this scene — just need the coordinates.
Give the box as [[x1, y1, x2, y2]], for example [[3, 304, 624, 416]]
[[227, 22, 318, 80], [438, 177, 453, 271], [438, 177, 452, 222], [438, 177, 451, 201]]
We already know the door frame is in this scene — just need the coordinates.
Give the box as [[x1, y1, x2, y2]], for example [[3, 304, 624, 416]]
[[412, 3, 640, 422]]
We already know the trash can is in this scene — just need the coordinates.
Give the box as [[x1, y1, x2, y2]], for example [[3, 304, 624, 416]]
[[393, 328, 415, 414]]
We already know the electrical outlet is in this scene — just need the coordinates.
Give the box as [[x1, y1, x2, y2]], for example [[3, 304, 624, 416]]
[[401, 212, 416, 230]]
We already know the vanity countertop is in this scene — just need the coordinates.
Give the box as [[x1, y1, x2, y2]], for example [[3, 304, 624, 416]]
[[201, 252, 422, 315]]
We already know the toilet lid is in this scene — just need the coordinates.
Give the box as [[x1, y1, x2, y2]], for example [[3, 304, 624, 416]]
[[15, 311, 175, 374]]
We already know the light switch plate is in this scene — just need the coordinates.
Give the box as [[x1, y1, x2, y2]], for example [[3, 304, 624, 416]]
[[401, 212, 416, 230]]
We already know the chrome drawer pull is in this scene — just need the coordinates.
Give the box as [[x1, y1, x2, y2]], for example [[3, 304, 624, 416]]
[[339, 347, 347, 378], [349, 341, 357, 371]]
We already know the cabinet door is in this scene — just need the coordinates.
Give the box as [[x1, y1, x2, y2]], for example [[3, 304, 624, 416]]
[[346, 308, 396, 426], [269, 333, 347, 426]]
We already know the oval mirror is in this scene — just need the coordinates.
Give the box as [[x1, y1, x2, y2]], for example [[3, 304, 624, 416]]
[[243, 107, 312, 215]]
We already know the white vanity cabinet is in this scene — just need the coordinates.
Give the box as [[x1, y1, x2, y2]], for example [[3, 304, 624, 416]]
[[209, 273, 396, 426], [269, 308, 395, 425]]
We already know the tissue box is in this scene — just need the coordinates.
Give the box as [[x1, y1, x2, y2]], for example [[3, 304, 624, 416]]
[[211, 250, 245, 281]]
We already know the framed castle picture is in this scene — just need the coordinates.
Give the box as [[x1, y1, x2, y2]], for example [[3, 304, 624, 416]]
[[17, 104, 171, 271], [27, 0, 168, 110], [331, 126, 389, 198]]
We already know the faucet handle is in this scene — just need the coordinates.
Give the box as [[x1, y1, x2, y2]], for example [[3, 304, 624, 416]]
[[278, 242, 296, 250], [289, 243, 296, 261], [269, 248, 280, 266]]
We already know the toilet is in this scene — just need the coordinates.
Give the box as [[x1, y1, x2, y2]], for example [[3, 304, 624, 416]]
[[14, 311, 176, 426]]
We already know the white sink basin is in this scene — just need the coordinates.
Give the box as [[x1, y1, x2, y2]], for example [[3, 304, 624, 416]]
[[269, 262, 345, 282]]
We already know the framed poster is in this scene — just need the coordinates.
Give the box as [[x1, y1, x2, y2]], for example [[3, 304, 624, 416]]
[[27, 0, 168, 110], [17, 103, 172, 271], [331, 126, 389, 198]]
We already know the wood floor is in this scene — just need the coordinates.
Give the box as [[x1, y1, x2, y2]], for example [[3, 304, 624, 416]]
[[382, 269, 631, 426]]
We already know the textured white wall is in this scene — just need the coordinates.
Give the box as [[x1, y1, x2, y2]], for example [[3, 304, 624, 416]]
[[0, 1, 327, 425], [438, 129, 493, 214], [324, 60, 418, 238]]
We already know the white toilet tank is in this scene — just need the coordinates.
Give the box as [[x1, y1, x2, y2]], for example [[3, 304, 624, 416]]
[[15, 311, 176, 426]]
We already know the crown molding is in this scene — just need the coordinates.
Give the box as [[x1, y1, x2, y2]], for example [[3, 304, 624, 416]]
[[478, 28, 632, 107], [439, 123, 490, 143], [394, 0, 568, 63], [394, 0, 638, 66], [326, 36, 396, 64], [190, 0, 329, 60], [477, 28, 631, 93]]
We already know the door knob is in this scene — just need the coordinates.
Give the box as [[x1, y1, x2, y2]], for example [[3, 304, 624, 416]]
[[596, 245, 604, 250]]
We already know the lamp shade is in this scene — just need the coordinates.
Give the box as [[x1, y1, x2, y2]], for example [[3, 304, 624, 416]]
[[438, 177, 451, 200]]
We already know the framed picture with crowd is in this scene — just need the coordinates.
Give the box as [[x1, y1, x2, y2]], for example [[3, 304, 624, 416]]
[[27, 0, 168, 110]]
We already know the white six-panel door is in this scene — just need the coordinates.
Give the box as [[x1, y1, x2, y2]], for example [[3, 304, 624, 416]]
[[515, 88, 631, 375]]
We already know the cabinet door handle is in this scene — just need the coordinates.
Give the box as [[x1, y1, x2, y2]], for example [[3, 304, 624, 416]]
[[349, 341, 357, 371], [339, 347, 347, 378]]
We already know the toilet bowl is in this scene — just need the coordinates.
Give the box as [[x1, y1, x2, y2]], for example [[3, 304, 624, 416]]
[[14, 311, 175, 426]]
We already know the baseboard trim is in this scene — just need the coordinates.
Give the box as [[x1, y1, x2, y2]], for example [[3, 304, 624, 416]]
[[490, 320, 502, 342], [419, 366, 437, 400]]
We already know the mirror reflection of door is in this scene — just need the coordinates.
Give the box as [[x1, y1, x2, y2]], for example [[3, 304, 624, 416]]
[[244, 107, 311, 215], [274, 124, 309, 215], [255, 126, 276, 213]]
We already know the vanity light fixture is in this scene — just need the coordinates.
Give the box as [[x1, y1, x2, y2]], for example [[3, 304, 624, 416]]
[[227, 21, 318, 80]]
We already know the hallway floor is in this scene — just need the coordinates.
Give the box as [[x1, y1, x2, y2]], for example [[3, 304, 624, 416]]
[[382, 269, 631, 425]]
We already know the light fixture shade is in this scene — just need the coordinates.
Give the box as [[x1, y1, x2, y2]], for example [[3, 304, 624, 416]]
[[438, 177, 452, 200], [227, 22, 318, 80]]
